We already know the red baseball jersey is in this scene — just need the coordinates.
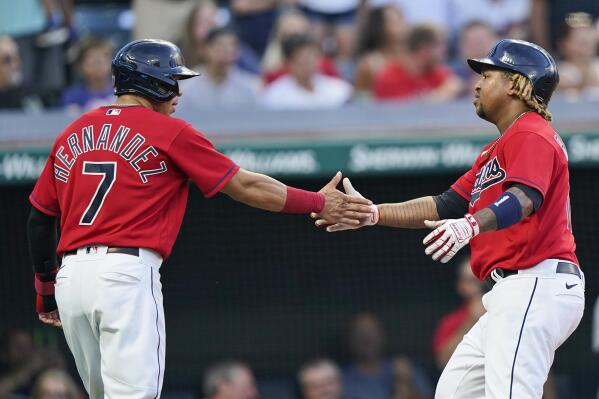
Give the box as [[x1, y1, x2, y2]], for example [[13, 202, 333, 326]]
[[451, 112, 578, 280], [30, 105, 239, 259]]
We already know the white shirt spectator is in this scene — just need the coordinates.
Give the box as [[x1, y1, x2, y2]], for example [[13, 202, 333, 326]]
[[450, 0, 530, 35], [177, 66, 258, 111], [299, 0, 360, 14], [368, 0, 452, 30], [261, 74, 352, 110]]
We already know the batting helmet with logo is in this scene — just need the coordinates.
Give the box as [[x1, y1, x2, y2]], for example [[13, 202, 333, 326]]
[[467, 39, 559, 104], [112, 39, 199, 102]]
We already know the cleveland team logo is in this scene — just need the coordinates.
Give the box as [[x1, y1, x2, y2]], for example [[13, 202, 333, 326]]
[[470, 157, 506, 205]]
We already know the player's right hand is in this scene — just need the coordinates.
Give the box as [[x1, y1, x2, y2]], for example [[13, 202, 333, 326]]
[[313, 178, 379, 232], [39, 310, 62, 328], [314, 173, 375, 227]]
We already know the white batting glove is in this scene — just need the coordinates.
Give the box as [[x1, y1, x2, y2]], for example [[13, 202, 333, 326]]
[[320, 178, 379, 232], [422, 214, 480, 263]]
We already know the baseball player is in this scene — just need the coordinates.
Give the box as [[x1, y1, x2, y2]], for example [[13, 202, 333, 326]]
[[26, 39, 374, 399], [316, 39, 585, 398]]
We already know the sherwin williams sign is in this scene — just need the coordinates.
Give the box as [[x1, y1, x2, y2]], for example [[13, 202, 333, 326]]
[[2, 132, 599, 184]]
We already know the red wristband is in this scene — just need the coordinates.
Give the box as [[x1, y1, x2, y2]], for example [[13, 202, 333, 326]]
[[281, 186, 325, 214], [34, 269, 58, 296]]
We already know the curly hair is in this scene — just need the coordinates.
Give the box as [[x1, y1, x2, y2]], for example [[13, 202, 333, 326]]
[[505, 72, 553, 121]]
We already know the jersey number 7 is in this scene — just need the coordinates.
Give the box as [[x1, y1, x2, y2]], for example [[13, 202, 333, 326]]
[[79, 162, 117, 226]]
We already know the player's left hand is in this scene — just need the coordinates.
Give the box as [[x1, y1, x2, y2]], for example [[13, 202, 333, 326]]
[[423, 214, 480, 263], [39, 310, 62, 328], [315, 172, 375, 226]]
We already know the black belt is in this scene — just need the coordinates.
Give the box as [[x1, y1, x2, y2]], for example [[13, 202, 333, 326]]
[[486, 261, 581, 288], [64, 246, 139, 257]]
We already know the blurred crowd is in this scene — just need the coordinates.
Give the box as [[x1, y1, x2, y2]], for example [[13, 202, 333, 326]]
[[2, 255, 569, 399], [1, 0, 599, 112]]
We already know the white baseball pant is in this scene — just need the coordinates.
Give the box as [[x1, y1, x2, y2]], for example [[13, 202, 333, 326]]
[[435, 259, 585, 399], [55, 246, 165, 399]]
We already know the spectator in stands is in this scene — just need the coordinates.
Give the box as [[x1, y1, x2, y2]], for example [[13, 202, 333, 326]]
[[451, 21, 498, 97], [367, 0, 451, 31], [181, 0, 261, 74], [261, 9, 339, 85], [391, 356, 431, 399], [0, 36, 27, 110], [432, 256, 484, 369], [354, 5, 409, 97], [557, 12, 599, 101], [0, 329, 66, 398], [61, 38, 115, 112], [133, 0, 198, 43], [342, 312, 432, 399], [229, 0, 279, 58], [261, 34, 352, 110], [450, 0, 530, 38], [298, 358, 343, 399], [203, 361, 259, 399], [296, 0, 361, 79], [0, 0, 72, 106], [177, 27, 258, 111], [31, 369, 82, 399], [373, 24, 462, 102], [530, 0, 599, 52]]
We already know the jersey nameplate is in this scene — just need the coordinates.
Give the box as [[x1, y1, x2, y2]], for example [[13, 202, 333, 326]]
[[53, 124, 168, 184]]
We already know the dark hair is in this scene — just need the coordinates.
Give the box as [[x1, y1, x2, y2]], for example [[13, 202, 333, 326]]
[[282, 33, 318, 61], [180, 0, 217, 67], [357, 7, 388, 55], [75, 37, 113, 65], [459, 20, 495, 40], [407, 24, 441, 52], [206, 26, 238, 44]]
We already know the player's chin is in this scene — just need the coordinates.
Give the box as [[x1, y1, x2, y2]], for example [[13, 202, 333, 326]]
[[474, 103, 486, 119]]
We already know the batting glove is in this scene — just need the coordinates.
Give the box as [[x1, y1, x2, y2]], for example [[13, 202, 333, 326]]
[[323, 178, 379, 232], [423, 214, 480, 263]]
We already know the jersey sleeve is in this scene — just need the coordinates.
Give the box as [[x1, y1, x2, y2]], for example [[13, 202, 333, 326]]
[[29, 154, 60, 216], [501, 132, 555, 198], [451, 168, 476, 201], [168, 125, 240, 198]]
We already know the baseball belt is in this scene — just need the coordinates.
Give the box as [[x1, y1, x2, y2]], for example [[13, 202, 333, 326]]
[[63, 246, 140, 258], [486, 261, 581, 288]]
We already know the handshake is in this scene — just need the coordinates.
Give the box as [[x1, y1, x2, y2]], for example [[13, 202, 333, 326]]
[[312, 174, 379, 232], [313, 172, 479, 264]]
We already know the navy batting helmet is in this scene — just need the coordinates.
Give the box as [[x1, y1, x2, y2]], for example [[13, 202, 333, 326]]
[[467, 39, 559, 104], [112, 39, 199, 102]]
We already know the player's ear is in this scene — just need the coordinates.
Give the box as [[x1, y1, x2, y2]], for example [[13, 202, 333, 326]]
[[504, 72, 517, 96]]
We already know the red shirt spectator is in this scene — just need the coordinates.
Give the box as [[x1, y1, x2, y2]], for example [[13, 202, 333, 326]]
[[431, 256, 484, 369], [373, 61, 453, 99], [432, 305, 469, 357], [372, 24, 462, 101]]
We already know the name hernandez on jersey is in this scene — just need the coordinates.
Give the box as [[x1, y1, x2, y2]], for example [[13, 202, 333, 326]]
[[53, 123, 167, 184], [29, 106, 240, 259]]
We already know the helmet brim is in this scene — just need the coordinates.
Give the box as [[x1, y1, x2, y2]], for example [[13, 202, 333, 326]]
[[173, 66, 200, 80], [467, 58, 514, 75]]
